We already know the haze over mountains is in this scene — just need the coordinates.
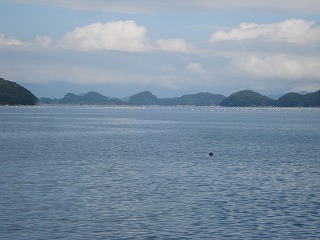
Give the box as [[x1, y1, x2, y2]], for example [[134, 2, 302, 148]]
[[39, 91, 226, 106], [1, 78, 319, 107], [39, 89, 320, 107]]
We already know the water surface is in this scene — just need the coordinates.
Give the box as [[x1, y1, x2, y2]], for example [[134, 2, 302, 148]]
[[0, 106, 319, 239]]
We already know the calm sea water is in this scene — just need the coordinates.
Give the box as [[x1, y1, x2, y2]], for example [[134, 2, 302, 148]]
[[0, 106, 319, 239]]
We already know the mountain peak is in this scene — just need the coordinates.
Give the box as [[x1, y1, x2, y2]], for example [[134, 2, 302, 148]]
[[220, 90, 274, 107], [127, 91, 159, 105]]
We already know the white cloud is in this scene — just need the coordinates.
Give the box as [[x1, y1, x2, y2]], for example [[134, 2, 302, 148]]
[[60, 21, 149, 52], [60, 21, 192, 53], [231, 55, 320, 79], [187, 62, 208, 75], [0, 34, 22, 46], [0, 33, 54, 49], [210, 19, 320, 45], [156, 38, 189, 52]]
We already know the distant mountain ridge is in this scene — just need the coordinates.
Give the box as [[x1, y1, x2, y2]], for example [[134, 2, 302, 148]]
[[126, 91, 226, 106], [39, 89, 320, 107], [221, 90, 320, 107], [39, 91, 227, 106], [277, 91, 320, 107], [60, 91, 123, 105], [1, 76, 318, 107], [268, 91, 310, 100], [40, 92, 123, 105]]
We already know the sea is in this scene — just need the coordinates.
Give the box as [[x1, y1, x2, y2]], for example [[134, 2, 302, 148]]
[[0, 105, 319, 239]]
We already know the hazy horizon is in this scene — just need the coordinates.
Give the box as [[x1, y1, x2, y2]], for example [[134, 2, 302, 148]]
[[1, 0, 320, 98]]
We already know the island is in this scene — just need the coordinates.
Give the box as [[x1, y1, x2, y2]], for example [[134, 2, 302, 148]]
[[0, 78, 38, 105], [1, 76, 319, 107], [39, 89, 320, 107]]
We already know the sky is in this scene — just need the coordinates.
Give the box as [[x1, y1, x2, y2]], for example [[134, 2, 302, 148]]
[[0, 0, 320, 98]]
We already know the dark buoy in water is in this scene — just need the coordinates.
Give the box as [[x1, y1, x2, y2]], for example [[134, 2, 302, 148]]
[[209, 152, 213, 156]]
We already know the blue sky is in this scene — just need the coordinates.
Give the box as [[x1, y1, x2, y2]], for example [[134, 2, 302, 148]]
[[1, 0, 320, 98]]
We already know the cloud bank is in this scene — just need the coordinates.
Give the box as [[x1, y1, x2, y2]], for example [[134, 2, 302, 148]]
[[210, 19, 320, 45], [60, 21, 149, 52], [187, 62, 208, 76], [0, 34, 22, 46], [3, 19, 318, 54], [58, 21, 193, 52], [232, 55, 320, 80], [1, 16, 319, 94]]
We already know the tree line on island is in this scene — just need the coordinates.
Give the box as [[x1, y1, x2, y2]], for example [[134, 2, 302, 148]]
[[0, 78, 38, 105], [1, 77, 320, 107], [40, 90, 320, 107]]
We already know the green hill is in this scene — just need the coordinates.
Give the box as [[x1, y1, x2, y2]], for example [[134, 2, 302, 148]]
[[39, 92, 124, 105], [303, 90, 320, 107], [0, 78, 38, 105], [276, 90, 320, 107], [58, 93, 82, 104], [220, 90, 274, 107], [127, 91, 225, 106], [277, 92, 305, 107], [127, 91, 160, 105], [45, 91, 124, 105], [174, 92, 225, 106]]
